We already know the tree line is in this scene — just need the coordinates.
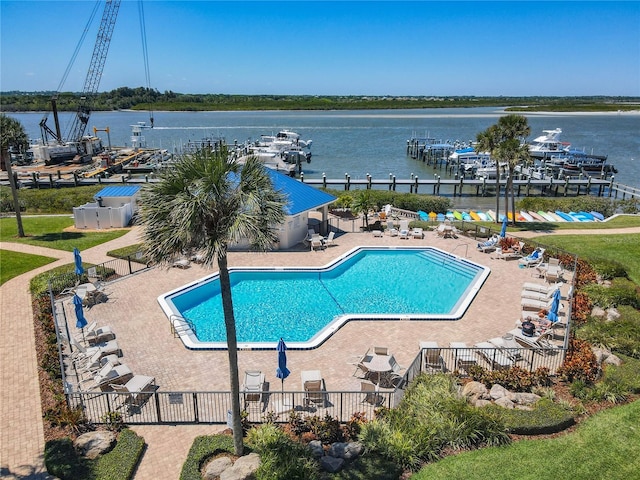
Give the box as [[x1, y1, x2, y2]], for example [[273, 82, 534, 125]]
[[1, 88, 638, 112]]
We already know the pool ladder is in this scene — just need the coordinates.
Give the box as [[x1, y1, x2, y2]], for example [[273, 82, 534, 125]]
[[170, 314, 197, 337], [444, 243, 470, 265]]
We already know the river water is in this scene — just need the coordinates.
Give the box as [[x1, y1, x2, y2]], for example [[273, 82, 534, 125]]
[[10, 108, 640, 206]]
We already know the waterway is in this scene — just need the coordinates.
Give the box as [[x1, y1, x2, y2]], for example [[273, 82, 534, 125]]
[[10, 107, 640, 207]]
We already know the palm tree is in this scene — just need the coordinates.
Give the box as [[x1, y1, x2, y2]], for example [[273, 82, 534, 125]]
[[137, 148, 287, 455], [1, 114, 29, 237], [476, 115, 530, 225], [351, 189, 377, 230]]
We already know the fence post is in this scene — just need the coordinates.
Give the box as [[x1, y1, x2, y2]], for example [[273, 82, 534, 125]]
[[128, 256, 133, 275], [155, 392, 162, 423]]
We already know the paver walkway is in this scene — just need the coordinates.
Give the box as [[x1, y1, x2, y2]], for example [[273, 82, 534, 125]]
[[1, 223, 638, 479]]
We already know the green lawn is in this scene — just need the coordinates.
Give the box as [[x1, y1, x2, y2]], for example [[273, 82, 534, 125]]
[[411, 399, 640, 480], [0, 216, 129, 251], [0, 249, 57, 285], [530, 233, 640, 285]]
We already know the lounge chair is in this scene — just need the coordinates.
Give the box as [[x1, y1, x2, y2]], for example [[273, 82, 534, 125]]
[[522, 282, 559, 295], [494, 241, 525, 260], [111, 375, 156, 412], [449, 342, 477, 373], [242, 370, 265, 404], [521, 287, 558, 302], [420, 341, 445, 372], [301, 370, 327, 408], [508, 328, 558, 352], [477, 235, 499, 253], [84, 323, 116, 346], [172, 258, 191, 269], [65, 334, 122, 360], [386, 220, 398, 236], [487, 335, 523, 362], [323, 231, 336, 246], [411, 227, 424, 239], [87, 266, 103, 283], [83, 363, 133, 391], [372, 229, 383, 237], [518, 248, 545, 267], [543, 258, 563, 283], [474, 342, 514, 370], [521, 289, 561, 311]]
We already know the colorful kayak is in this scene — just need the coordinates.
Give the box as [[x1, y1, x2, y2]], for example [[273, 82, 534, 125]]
[[461, 212, 472, 221], [477, 211, 489, 221], [453, 211, 463, 221], [445, 211, 456, 221], [570, 211, 591, 222], [529, 211, 547, 222], [578, 211, 596, 221], [555, 211, 576, 222], [590, 211, 605, 221], [538, 211, 556, 222], [485, 210, 496, 222], [547, 211, 565, 222], [469, 211, 481, 221], [520, 211, 535, 222], [436, 213, 446, 222]]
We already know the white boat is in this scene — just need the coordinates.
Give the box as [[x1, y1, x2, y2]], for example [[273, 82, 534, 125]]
[[528, 128, 571, 160], [257, 129, 312, 150], [449, 148, 492, 175], [234, 150, 303, 176]]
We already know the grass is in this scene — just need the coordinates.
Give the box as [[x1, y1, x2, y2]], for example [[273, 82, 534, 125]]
[[0, 249, 57, 285], [411, 399, 640, 480], [0, 216, 129, 252], [528, 233, 640, 285]]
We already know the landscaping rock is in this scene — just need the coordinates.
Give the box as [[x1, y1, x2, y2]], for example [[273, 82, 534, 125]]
[[490, 384, 508, 400], [494, 396, 515, 409], [74, 430, 116, 459], [462, 381, 488, 400], [606, 308, 621, 322], [320, 455, 344, 473], [591, 306, 606, 317], [473, 399, 492, 407], [511, 392, 541, 406], [204, 456, 233, 479], [308, 440, 324, 458], [603, 353, 622, 366], [220, 453, 260, 480]]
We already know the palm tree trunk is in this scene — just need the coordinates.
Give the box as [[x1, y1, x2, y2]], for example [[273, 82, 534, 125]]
[[495, 171, 500, 223], [3, 150, 25, 237], [217, 253, 244, 456]]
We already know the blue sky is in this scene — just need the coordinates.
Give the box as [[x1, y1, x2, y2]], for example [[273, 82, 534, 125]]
[[1, 1, 639, 96]]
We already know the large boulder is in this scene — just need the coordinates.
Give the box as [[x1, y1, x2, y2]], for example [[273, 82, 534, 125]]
[[203, 456, 234, 480], [320, 456, 344, 473], [494, 396, 515, 409], [489, 384, 509, 401], [220, 453, 260, 480], [462, 381, 488, 400], [74, 430, 116, 459], [308, 440, 324, 459], [510, 392, 541, 406], [328, 442, 363, 460]]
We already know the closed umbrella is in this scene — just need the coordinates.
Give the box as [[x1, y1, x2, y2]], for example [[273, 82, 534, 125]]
[[547, 288, 562, 323], [276, 338, 290, 394], [73, 294, 88, 342], [73, 247, 84, 277], [499, 216, 508, 238]]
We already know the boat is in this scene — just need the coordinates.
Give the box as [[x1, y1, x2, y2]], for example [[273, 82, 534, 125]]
[[590, 211, 605, 221], [485, 210, 496, 222], [469, 211, 482, 221], [528, 211, 546, 222], [555, 211, 576, 222], [520, 211, 535, 222], [537, 211, 555, 222], [570, 211, 594, 222], [547, 211, 565, 222], [445, 211, 456, 221], [476, 211, 489, 221], [528, 128, 571, 160], [461, 212, 472, 221], [449, 148, 492, 175], [578, 211, 596, 221], [235, 151, 299, 176], [453, 211, 463, 221], [257, 129, 312, 150]]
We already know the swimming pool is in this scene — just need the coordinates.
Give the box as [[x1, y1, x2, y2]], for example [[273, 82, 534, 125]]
[[158, 247, 490, 350]]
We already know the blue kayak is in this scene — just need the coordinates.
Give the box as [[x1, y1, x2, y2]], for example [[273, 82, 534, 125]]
[[555, 211, 576, 222], [590, 211, 605, 221]]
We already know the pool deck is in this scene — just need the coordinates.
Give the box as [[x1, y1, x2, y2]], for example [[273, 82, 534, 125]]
[[2, 225, 579, 479]]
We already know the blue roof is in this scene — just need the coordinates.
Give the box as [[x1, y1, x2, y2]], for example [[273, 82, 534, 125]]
[[266, 170, 336, 215], [95, 186, 142, 198]]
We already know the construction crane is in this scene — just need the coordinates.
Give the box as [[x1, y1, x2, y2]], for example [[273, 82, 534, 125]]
[[39, 0, 121, 164]]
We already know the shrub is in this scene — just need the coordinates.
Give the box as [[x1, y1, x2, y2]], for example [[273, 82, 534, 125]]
[[45, 437, 91, 479], [247, 424, 319, 480], [486, 398, 575, 435], [582, 279, 640, 309], [558, 338, 599, 384], [324, 188, 452, 214], [577, 305, 640, 359], [94, 428, 145, 480], [590, 258, 629, 280], [468, 366, 552, 392]]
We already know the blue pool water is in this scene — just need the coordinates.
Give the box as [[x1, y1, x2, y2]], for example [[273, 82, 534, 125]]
[[161, 247, 489, 349]]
